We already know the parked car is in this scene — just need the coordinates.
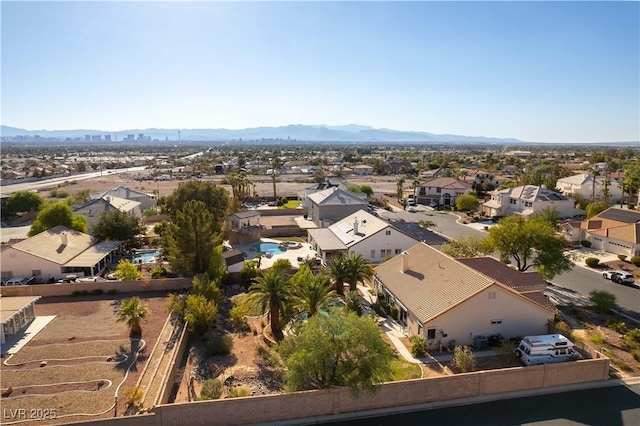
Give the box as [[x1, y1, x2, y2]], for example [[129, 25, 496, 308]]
[[602, 270, 629, 280], [3, 277, 35, 286], [610, 271, 636, 287], [406, 205, 416, 212]]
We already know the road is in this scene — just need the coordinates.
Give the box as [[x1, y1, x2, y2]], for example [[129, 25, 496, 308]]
[[0, 166, 146, 196], [316, 381, 640, 426], [377, 206, 640, 320]]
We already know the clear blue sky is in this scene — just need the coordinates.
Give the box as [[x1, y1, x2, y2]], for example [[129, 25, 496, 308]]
[[2, 1, 639, 143]]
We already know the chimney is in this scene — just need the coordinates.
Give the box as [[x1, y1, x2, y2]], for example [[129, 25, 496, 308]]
[[353, 218, 359, 235], [61, 232, 68, 246], [401, 251, 409, 273]]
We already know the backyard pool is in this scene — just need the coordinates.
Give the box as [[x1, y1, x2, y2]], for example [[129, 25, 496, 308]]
[[252, 242, 285, 255], [131, 250, 161, 264]]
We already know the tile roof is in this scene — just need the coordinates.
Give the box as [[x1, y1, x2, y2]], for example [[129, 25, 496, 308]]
[[456, 257, 547, 292], [77, 196, 141, 213], [420, 177, 472, 190], [374, 243, 494, 323], [10, 226, 95, 265], [590, 223, 640, 244]]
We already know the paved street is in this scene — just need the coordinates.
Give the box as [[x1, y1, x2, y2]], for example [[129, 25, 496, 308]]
[[314, 381, 640, 426]]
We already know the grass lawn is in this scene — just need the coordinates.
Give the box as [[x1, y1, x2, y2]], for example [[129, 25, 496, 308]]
[[389, 357, 422, 381], [279, 200, 301, 209]]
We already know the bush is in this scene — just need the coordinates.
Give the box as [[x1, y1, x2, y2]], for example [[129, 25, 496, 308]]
[[580, 240, 592, 248], [617, 254, 628, 262], [555, 320, 572, 336], [622, 329, 640, 350], [584, 257, 600, 267], [588, 289, 617, 313], [123, 385, 143, 406], [199, 379, 223, 400], [604, 319, 628, 334], [150, 267, 167, 279], [390, 305, 399, 321], [206, 334, 234, 356], [451, 345, 476, 373], [226, 386, 251, 398], [89, 288, 103, 296], [630, 256, 640, 267], [632, 350, 640, 363], [410, 335, 428, 358], [229, 304, 250, 332], [71, 290, 89, 297]]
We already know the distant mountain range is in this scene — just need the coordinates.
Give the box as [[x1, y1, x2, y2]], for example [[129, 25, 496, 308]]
[[1, 124, 522, 144]]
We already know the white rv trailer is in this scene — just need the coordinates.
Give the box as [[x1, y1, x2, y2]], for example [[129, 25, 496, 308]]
[[514, 334, 581, 366]]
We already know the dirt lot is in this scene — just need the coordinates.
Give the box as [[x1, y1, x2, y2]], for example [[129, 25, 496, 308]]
[[0, 292, 170, 425]]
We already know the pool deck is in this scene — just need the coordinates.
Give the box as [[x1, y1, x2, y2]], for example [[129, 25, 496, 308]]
[[234, 238, 318, 270]]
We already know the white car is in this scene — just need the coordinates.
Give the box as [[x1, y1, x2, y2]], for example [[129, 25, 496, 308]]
[[602, 270, 628, 280], [406, 206, 416, 212]]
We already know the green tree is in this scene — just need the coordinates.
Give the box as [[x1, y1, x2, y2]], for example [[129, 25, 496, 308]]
[[270, 157, 282, 199], [271, 258, 293, 275], [530, 206, 560, 227], [92, 209, 145, 248], [29, 202, 87, 236], [292, 274, 338, 317], [191, 274, 224, 306], [279, 309, 394, 395], [114, 259, 142, 281], [290, 264, 314, 289], [116, 297, 149, 338], [199, 379, 223, 400], [313, 168, 326, 184], [455, 194, 480, 212], [344, 252, 374, 292], [440, 235, 492, 258], [486, 215, 573, 280], [588, 290, 617, 313], [396, 177, 405, 200], [165, 200, 222, 275], [5, 190, 44, 216], [163, 181, 230, 230], [586, 201, 608, 219], [208, 245, 230, 284], [184, 294, 218, 335], [247, 268, 292, 340], [359, 184, 374, 198], [328, 255, 349, 296]]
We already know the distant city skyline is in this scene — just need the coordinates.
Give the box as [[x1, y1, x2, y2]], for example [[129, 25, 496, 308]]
[[2, 1, 639, 143]]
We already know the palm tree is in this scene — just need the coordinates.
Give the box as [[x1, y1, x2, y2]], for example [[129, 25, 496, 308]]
[[329, 255, 349, 296], [116, 297, 149, 338], [292, 275, 338, 317], [412, 178, 421, 200], [270, 157, 282, 199], [344, 252, 374, 293], [591, 169, 600, 202], [601, 178, 611, 204], [396, 177, 405, 201], [247, 268, 292, 340]]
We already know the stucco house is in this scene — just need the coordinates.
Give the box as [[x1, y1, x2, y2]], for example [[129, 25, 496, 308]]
[[1, 296, 40, 345], [90, 186, 157, 211], [415, 177, 472, 207], [556, 174, 623, 203], [577, 208, 640, 257], [307, 209, 421, 265], [227, 211, 263, 245], [0, 226, 122, 283], [353, 164, 374, 176], [373, 243, 556, 348], [483, 185, 582, 219], [307, 186, 367, 228], [75, 195, 142, 232]]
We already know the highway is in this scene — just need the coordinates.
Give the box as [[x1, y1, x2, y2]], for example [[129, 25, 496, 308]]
[[376, 206, 640, 320]]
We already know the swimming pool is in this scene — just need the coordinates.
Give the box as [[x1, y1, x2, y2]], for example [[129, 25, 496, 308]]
[[252, 242, 285, 255], [132, 250, 161, 264]]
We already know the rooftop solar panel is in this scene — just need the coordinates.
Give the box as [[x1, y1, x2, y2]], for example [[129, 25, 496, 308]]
[[598, 208, 640, 223]]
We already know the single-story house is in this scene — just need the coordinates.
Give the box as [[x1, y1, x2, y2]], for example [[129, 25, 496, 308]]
[[0, 226, 123, 282], [580, 208, 640, 257], [373, 243, 556, 348], [307, 209, 421, 265], [353, 164, 374, 176]]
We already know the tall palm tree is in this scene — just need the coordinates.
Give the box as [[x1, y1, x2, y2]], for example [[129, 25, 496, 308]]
[[601, 178, 611, 204], [270, 157, 282, 199], [116, 297, 149, 338], [412, 178, 421, 200], [344, 252, 374, 293], [591, 169, 600, 202], [329, 255, 349, 296], [247, 268, 292, 340], [292, 275, 338, 317], [396, 177, 405, 201]]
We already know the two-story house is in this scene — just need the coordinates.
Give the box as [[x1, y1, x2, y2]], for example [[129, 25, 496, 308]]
[[74, 196, 142, 232], [483, 185, 582, 219], [306, 186, 367, 228], [556, 173, 623, 203], [416, 177, 472, 207], [90, 186, 157, 211]]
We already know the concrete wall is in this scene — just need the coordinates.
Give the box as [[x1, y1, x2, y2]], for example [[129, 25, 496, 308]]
[[68, 358, 609, 426], [0, 278, 192, 297], [158, 323, 190, 405], [258, 208, 306, 217], [262, 225, 305, 237]]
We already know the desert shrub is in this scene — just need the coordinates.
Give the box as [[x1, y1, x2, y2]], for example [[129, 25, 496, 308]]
[[390, 305, 399, 321], [451, 345, 476, 373], [590, 333, 606, 345], [89, 288, 103, 296], [584, 257, 600, 267], [226, 386, 251, 398], [229, 304, 250, 331], [410, 335, 428, 358], [256, 345, 282, 367], [630, 256, 640, 267], [617, 254, 628, 262], [150, 267, 167, 279], [604, 319, 628, 334], [555, 320, 572, 336], [580, 240, 592, 248], [588, 289, 617, 313], [206, 334, 234, 356], [622, 329, 640, 350], [123, 385, 143, 406], [632, 350, 640, 362], [199, 379, 223, 400]]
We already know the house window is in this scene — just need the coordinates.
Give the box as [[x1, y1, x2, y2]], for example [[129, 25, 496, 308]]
[[436, 188, 442, 193], [427, 328, 437, 340], [370, 250, 375, 259], [488, 291, 496, 300], [380, 250, 385, 259], [417, 324, 422, 336], [491, 319, 503, 325], [395, 249, 402, 255], [385, 230, 391, 236]]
